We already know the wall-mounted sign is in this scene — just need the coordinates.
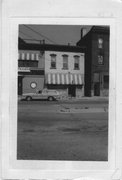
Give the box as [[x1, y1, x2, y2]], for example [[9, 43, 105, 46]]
[[18, 67, 30, 72]]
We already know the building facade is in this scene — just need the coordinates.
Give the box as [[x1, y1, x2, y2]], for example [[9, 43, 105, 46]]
[[18, 48, 45, 95], [45, 50, 84, 98], [77, 26, 109, 97], [18, 39, 85, 98]]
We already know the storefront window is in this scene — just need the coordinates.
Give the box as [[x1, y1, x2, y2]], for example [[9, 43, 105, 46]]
[[50, 54, 56, 69], [18, 60, 38, 67], [74, 55, 80, 70]]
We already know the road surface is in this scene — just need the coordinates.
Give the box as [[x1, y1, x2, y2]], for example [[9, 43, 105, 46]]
[[17, 99, 108, 161]]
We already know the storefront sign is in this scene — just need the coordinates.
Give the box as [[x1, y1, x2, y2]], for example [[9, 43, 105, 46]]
[[18, 67, 30, 72]]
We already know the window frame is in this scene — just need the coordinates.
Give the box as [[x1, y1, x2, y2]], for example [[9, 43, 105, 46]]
[[74, 55, 80, 70], [98, 37, 104, 49], [62, 54, 68, 69], [50, 54, 57, 69], [98, 54, 104, 65]]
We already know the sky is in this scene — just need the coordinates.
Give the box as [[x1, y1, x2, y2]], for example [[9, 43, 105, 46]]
[[19, 25, 92, 46]]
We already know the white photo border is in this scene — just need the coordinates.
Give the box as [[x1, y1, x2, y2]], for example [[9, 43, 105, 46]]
[[2, 17, 117, 179], [2, 0, 122, 178]]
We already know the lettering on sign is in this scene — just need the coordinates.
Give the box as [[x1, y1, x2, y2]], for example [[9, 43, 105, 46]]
[[18, 67, 30, 72]]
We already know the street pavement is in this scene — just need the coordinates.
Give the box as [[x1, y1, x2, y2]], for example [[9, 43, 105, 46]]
[[17, 99, 108, 161]]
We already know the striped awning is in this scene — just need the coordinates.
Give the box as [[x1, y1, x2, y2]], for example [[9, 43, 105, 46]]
[[18, 52, 39, 61], [46, 73, 83, 85]]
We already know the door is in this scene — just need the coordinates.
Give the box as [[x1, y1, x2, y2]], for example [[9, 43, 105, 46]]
[[18, 76, 23, 95], [68, 85, 76, 97], [94, 82, 100, 96]]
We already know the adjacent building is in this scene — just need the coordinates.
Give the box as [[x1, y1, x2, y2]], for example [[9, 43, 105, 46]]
[[18, 39, 85, 98], [77, 26, 109, 97]]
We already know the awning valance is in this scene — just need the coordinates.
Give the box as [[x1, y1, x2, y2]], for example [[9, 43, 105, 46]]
[[18, 52, 39, 61], [45, 73, 83, 85]]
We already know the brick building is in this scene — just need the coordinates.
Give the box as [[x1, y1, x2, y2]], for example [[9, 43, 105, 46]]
[[77, 26, 110, 97]]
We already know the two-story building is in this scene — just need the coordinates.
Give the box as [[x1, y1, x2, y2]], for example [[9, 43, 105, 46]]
[[18, 39, 85, 98], [44, 45, 85, 98], [77, 26, 109, 97]]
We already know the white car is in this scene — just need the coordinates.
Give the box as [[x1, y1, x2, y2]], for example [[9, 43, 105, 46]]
[[21, 89, 61, 101]]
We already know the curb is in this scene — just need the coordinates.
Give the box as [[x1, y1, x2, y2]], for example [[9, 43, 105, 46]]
[[32, 107, 108, 114], [18, 96, 108, 102], [58, 107, 108, 113]]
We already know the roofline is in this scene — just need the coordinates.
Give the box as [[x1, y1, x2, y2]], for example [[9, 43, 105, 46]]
[[76, 25, 109, 45], [18, 43, 86, 53]]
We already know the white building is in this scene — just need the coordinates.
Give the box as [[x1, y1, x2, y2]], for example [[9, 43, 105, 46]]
[[44, 46, 85, 98]]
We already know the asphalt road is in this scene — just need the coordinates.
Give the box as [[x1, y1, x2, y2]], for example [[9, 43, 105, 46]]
[[17, 99, 108, 161]]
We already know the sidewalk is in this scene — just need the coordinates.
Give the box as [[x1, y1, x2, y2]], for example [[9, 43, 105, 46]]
[[18, 95, 108, 102], [59, 96, 108, 102]]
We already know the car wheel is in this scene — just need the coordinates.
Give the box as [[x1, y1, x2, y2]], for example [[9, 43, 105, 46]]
[[26, 96, 32, 101], [48, 96, 54, 101]]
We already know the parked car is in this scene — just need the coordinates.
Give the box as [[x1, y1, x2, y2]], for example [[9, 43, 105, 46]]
[[21, 89, 61, 101]]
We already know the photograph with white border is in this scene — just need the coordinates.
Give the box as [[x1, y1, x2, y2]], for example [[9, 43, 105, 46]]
[[1, 0, 122, 180]]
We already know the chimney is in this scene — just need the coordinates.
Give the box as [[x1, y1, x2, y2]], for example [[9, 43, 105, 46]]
[[43, 39, 45, 44], [81, 28, 87, 38], [68, 43, 70, 46]]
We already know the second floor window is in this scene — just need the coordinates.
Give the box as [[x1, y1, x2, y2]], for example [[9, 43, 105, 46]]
[[98, 38, 103, 49], [62, 55, 68, 69], [74, 55, 80, 70], [50, 54, 56, 69]]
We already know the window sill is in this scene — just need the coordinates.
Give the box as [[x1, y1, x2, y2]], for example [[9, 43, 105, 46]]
[[50, 67, 56, 69], [62, 68, 68, 70], [74, 68, 80, 70]]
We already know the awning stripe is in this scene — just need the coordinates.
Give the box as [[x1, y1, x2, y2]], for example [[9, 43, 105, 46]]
[[36, 54, 39, 61], [48, 74, 51, 84], [18, 52, 39, 61], [61, 74, 64, 84], [74, 74, 78, 85], [21, 53, 25, 60], [26, 53, 30, 60], [46, 73, 83, 85], [78, 74, 82, 84], [57, 74, 60, 84], [31, 53, 35, 60], [70, 74, 73, 84], [66, 74, 69, 84]]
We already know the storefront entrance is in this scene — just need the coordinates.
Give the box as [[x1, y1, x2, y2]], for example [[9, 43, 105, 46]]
[[68, 85, 76, 97], [94, 82, 100, 96]]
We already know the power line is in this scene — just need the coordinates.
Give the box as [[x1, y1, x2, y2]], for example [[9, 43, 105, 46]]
[[23, 25, 57, 44]]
